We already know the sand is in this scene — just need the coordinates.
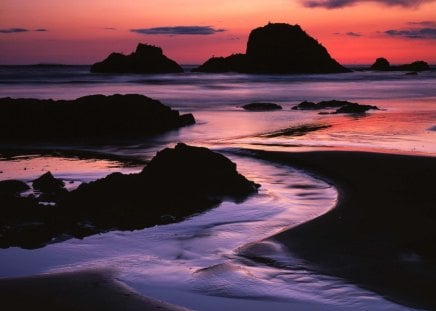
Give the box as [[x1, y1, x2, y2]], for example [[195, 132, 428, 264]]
[[247, 150, 436, 310], [0, 269, 190, 311], [1, 150, 435, 310]]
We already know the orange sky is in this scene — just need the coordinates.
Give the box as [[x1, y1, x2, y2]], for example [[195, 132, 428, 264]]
[[1, 0, 435, 65]]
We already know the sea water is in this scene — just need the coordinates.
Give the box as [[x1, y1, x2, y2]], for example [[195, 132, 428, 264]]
[[0, 65, 435, 310]]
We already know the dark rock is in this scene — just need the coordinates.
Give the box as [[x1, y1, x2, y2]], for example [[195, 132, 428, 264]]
[[91, 43, 183, 73], [370, 57, 390, 71], [242, 103, 282, 111], [0, 94, 195, 143], [0, 144, 259, 248], [335, 103, 379, 114], [194, 23, 350, 74], [291, 101, 317, 110], [0, 180, 29, 196], [192, 54, 248, 73], [371, 57, 430, 72], [33, 172, 65, 194], [292, 99, 379, 114]]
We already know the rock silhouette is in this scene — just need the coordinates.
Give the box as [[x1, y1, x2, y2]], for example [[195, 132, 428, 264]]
[[292, 100, 379, 114], [242, 102, 282, 111], [0, 94, 195, 143], [91, 43, 183, 73], [0, 143, 259, 249], [371, 57, 430, 72], [194, 23, 350, 74]]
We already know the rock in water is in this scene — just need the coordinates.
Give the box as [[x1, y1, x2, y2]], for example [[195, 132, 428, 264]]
[[242, 103, 283, 111], [0, 144, 259, 248], [371, 57, 391, 71], [91, 43, 183, 73], [0, 94, 195, 142], [193, 23, 350, 74], [370, 57, 430, 72], [32, 172, 65, 194], [292, 99, 379, 114], [0, 180, 30, 196], [245, 23, 349, 73]]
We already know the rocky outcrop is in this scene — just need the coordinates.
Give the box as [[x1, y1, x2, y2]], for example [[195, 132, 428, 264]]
[[91, 43, 183, 73], [292, 100, 379, 114], [242, 102, 282, 111], [0, 94, 195, 143], [193, 23, 350, 74], [0, 143, 259, 249], [370, 57, 430, 72]]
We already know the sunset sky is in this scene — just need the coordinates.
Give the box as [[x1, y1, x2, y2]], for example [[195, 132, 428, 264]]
[[1, 0, 435, 65]]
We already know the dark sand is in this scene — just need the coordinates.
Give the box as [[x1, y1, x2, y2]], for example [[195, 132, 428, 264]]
[[246, 150, 436, 310], [0, 269, 190, 311]]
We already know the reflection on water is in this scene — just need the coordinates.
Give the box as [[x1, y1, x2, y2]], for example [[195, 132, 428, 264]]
[[0, 67, 435, 310]]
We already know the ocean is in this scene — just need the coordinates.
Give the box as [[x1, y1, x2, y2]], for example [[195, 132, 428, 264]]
[[0, 65, 435, 310]]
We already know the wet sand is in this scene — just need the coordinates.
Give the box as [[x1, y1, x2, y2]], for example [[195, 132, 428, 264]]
[[248, 150, 436, 310], [0, 269, 190, 311]]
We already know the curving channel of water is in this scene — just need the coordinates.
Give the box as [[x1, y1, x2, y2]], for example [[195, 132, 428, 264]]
[[0, 153, 413, 310]]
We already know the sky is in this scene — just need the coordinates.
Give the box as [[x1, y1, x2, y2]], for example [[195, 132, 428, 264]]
[[0, 0, 435, 65]]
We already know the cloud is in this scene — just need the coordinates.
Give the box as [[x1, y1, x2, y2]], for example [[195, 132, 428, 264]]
[[333, 31, 362, 36], [0, 28, 48, 34], [130, 26, 226, 35], [302, 0, 435, 9], [346, 31, 362, 36], [104, 27, 116, 31], [0, 28, 29, 33], [407, 21, 436, 26], [385, 27, 436, 39]]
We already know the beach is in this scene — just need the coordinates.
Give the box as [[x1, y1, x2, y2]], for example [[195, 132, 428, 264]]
[[244, 150, 436, 310], [0, 269, 189, 311], [1, 66, 435, 310], [1, 150, 434, 310]]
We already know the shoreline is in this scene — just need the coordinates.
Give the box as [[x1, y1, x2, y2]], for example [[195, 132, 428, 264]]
[[244, 150, 436, 310], [1, 150, 435, 310]]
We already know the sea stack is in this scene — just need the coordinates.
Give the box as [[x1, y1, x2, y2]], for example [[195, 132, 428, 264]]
[[194, 23, 350, 74], [370, 57, 430, 72], [91, 43, 183, 73]]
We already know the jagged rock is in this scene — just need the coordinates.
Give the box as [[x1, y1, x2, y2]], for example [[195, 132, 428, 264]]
[[0, 94, 195, 142], [194, 23, 350, 74], [242, 103, 282, 111], [33, 172, 65, 194], [0, 144, 259, 248], [292, 100, 379, 114], [91, 43, 183, 73], [371, 58, 430, 72]]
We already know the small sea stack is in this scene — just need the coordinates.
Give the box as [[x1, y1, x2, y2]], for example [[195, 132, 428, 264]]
[[292, 99, 379, 114], [91, 43, 183, 73], [242, 102, 283, 111], [370, 57, 430, 72], [194, 23, 350, 74]]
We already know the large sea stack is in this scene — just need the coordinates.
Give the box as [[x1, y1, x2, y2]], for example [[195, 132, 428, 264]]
[[91, 43, 183, 73], [194, 23, 349, 74]]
